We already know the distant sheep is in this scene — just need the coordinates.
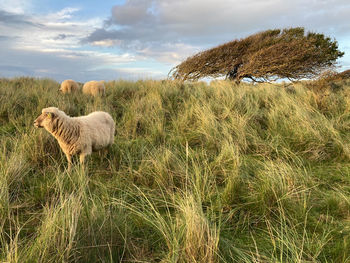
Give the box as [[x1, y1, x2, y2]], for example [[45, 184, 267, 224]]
[[34, 107, 115, 171], [59, 79, 80, 94], [82, 80, 105, 96]]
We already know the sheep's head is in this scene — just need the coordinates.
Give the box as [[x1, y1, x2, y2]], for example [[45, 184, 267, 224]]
[[59, 86, 68, 94], [34, 107, 59, 129]]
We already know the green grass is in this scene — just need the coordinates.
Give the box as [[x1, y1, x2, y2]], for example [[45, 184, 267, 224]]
[[0, 76, 350, 262]]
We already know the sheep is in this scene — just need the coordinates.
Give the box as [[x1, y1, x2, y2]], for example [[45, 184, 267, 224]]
[[34, 107, 115, 171], [59, 79, 80, 94], [82, 80, 105, 96]]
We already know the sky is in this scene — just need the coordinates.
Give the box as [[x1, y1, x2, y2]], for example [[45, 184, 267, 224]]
[[0, 0, 349, 82]]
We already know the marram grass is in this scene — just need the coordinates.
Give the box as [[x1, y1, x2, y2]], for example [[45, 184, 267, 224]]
[[0, 77, 350, 262]]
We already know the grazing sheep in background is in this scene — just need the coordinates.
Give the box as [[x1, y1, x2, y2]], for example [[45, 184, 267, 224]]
[[82, 80, 105, 96], [59, 79, 80, 94], [34, 107, 115, 171]]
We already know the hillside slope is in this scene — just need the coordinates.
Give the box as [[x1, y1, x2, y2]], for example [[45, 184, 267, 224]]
[[0, 77, 350, 262]]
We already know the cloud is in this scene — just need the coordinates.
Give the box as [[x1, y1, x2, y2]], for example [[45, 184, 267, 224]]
[[0, 10, 41, 27], [0, 6, 165, 81], [0, 35, 13, 41], [0, 7, 101, 52], [110, 0, 156, 26], [54, 7, 80, 20], [1, 1, 349, 81], [0, 43, 158, 81], [84, 0, 350, 65], [0, 65, 33, 76], [0, 0, 32, 14], [53, 34, 75, 40]]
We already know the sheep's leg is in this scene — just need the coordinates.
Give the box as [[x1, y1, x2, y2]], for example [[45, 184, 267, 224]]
[[79, 153, 87, 165], [65, 153, 72, 172], [79, 146, 91, 170], [79, 151, 90, 170]]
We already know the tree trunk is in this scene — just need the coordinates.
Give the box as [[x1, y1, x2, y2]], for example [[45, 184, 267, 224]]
[[226, 64, 242, 82]]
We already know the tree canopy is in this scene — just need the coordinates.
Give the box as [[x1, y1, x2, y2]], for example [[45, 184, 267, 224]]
[[169, 28, 344, 83]]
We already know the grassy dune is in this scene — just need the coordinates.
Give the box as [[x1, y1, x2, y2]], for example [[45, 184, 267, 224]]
[[0, 77, 350, 262]]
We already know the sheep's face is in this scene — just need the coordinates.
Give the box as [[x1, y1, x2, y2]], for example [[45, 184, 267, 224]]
[[59, 86, 67, 94], [34, 111, 56, 129]]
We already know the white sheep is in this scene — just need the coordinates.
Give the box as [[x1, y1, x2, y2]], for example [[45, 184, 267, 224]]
[[82, 80, 105, 96], [59, 79, 80, 94], [34, 107, 115, 171]]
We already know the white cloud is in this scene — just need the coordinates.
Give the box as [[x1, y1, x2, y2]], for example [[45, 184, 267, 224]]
[[54, 7, 80, 20], [91, 39, 122, 47], [0, 6, 160, 81], [1, 1, 350, 81], [0, 0, 33, 13], [85, 0, 350, 67], [0, 7, 103, 52], [0, 44, 153, 81], [137, 43, 200, 64]]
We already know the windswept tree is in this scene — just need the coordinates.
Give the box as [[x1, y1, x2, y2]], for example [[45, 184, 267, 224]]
[[170, 28, 344, 83]]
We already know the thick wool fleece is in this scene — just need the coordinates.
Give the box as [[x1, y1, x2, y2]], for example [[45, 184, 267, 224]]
[[34, 107, 115, 170], [82, 80, 105, 96], [60, 79, 80, 94]]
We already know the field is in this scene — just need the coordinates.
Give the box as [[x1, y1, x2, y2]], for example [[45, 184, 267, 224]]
[[0, 77, 350, 262]]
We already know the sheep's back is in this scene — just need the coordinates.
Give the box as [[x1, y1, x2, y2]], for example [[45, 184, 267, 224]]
[[82, 82, 92, 94], [77, 112, 115, 149], [61, 79, 79, 93], [83, 81, 105, 96]]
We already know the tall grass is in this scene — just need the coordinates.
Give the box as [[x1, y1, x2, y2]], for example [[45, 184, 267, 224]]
[[0, 77, 349, 262]]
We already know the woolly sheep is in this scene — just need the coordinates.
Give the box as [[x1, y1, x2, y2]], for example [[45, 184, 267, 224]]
[[59, 79, 80, 94], [34, 107, 115, 171], [82, 80, 105, 96]]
